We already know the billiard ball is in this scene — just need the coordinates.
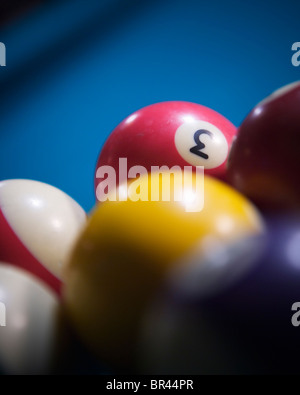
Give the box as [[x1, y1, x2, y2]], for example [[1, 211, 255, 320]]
[[227, 81, 300, 212], [0, 262, 110, 375], [63, 171, 263, 369], [0, 263, 60, 374], [95, 101, 236, 201], [0, 179, 87, 294], [138, 217, 300, 374]]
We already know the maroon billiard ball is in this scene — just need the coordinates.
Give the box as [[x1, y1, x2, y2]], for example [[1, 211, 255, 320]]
[[227, 81, 300, 212], [95, 101, 236, 201]]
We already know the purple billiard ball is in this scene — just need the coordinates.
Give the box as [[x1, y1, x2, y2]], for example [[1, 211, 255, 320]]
[[139, 217, 300, 374]]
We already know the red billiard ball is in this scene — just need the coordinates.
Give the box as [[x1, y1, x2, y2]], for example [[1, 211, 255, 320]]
[[95, 101, 236, 201], [0, 179, 87, 294], [227, 81, 300, 212]]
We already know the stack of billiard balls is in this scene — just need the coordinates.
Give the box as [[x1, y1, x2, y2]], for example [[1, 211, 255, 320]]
[[0, 81, 299, 374]]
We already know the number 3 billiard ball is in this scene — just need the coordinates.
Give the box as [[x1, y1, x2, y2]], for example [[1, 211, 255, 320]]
[[95, 101, 236, 199]]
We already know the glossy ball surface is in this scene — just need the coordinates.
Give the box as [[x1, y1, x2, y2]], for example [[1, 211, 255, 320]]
[[64, 171, 263, 368], [95, 101, 236, 200], [0, 179, 87, 294], [139, 217, 300, 374], [227, 81, 300, 211], [0, 263, 60, 375]]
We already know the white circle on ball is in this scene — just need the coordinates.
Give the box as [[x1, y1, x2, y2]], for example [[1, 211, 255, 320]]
[[174, 120, 228, 169]]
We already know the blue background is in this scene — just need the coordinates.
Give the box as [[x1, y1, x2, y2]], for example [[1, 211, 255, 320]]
[[0, 0, 299, 212]]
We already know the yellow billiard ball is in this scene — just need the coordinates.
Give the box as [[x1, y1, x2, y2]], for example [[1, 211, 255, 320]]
[[63, 171, 263, 369]]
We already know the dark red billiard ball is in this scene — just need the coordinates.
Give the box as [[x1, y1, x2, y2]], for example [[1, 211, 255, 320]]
[[227, 81, 300, 212], [95, 101, 236, 201]]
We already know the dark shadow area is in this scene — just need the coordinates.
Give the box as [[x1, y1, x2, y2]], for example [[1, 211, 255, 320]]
[[0, 0, 43, 27], [0, 0, 161, 111]]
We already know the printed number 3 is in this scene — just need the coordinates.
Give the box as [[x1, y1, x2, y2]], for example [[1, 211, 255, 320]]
[[190, 129, 213, 160]]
